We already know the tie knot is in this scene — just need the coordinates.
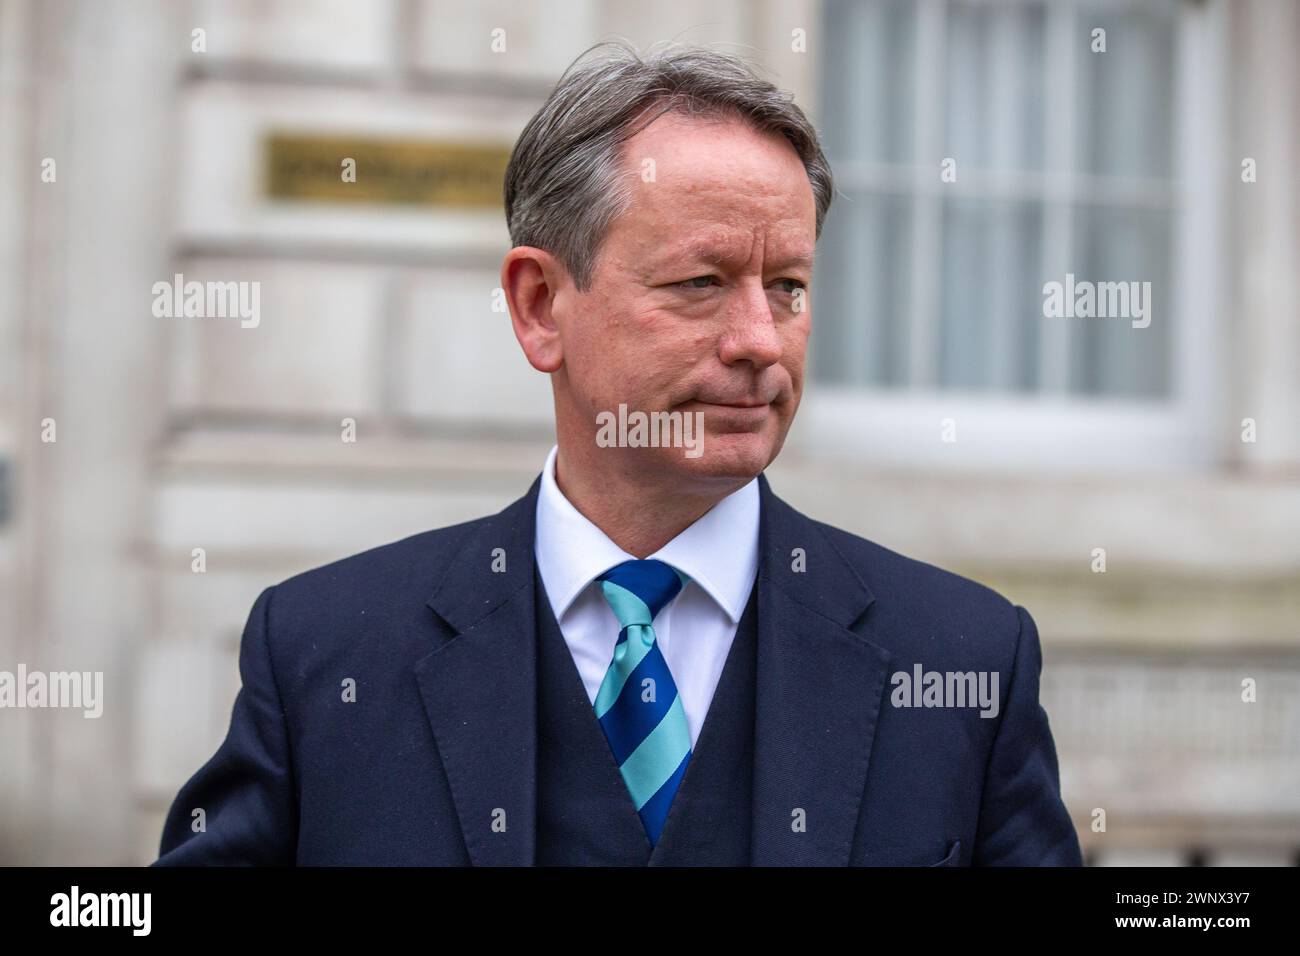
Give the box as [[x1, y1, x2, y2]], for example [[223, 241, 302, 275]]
[[596, 559, 689, 628]]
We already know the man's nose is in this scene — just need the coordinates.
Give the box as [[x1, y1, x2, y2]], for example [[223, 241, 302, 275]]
[[718, 282, 784, 368]]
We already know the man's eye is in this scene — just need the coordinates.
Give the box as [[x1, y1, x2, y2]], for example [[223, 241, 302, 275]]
[[678, 276, 716, 290], [776, 278, 807, 295]]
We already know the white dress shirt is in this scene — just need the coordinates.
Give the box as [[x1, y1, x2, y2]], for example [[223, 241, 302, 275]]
[[533, 444, 760, 749]]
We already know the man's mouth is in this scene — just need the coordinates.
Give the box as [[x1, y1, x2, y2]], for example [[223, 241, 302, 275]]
[[690, 392, 778, 409], [684, 398, 774, 431]]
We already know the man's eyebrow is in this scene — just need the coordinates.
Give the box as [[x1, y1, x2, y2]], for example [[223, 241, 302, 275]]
[[656, 245, 815, 269], [768, 251, 816, 270], [660, 244, 735, 264]]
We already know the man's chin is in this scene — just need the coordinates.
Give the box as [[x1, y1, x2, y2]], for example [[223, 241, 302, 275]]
[[666, 430, 780, 487]]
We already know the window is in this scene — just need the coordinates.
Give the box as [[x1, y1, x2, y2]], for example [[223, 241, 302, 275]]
[[807, 0, 1225, 471]]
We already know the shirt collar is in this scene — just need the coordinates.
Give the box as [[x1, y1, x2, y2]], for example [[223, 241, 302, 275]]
[[534, 444, 760, 623]]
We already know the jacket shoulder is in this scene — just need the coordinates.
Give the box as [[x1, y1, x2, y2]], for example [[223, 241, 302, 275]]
[[807, 515, 1026, 657], [265, 511, 492, 617], [820, 517, 1018, 609]]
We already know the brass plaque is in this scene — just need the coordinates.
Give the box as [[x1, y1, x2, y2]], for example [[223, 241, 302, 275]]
[[264, 133, 510, 208]]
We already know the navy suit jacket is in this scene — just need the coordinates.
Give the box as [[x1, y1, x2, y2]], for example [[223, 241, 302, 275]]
[[155, 472, 1082, 866]]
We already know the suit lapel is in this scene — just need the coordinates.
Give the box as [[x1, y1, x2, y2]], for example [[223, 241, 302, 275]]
[[750, 474, 892, 865], [416, 477, 542, 866]]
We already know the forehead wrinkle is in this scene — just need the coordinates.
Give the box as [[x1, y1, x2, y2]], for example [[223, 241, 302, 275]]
[[648, 227, 814, 273], [651, 235, 755, 272]]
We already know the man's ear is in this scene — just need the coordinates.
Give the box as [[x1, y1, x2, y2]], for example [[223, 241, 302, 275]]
[[501, 246, 568, 374]]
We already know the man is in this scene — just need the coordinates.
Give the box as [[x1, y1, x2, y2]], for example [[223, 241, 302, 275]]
[[155, 43, 1081, 866]]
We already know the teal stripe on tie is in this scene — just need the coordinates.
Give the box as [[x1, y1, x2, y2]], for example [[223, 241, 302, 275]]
[[618, 693, 691, 810], [599, 579, 652, 627], [593, 581, 655, 718]]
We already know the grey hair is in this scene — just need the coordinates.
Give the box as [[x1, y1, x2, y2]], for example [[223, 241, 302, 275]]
[[504, 40, 834, 291]]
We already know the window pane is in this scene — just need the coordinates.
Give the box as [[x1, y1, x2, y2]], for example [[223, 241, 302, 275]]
[[1075, 1, 1179, 180], [939, 197, 1044, 392], [1068, 205, 1172, 398], [821, 0, 916, 165], [812, 193, 912, 387], [944, 0, 1046, 173]]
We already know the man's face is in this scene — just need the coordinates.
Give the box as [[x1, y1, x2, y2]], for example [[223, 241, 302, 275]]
[[549, 110, 817, 491]]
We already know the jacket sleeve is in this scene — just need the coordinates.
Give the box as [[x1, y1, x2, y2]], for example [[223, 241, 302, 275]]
[[153, 585, 298, 865], [972, 604, 1082, 865]]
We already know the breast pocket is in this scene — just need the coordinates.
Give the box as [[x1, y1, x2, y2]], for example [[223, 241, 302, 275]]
[[928, 839, 962, 867]]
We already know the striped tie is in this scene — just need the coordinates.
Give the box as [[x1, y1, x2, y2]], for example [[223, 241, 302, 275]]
[[593, 559, 692, 847]]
